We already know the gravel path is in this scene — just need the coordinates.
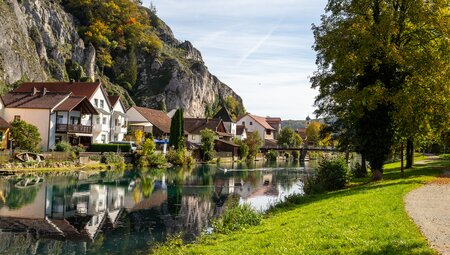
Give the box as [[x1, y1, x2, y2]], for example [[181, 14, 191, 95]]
[[405, 177, 450, 255]]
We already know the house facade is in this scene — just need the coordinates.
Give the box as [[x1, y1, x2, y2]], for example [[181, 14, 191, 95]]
[[13, 82, 127, 145], [213, 107, 237, 137], [0, 88, 97, 151], [108, 96, 128, 142], [236, 114, 275, 141], [126, 106, 171, 139], [184, 118, 229, 144]]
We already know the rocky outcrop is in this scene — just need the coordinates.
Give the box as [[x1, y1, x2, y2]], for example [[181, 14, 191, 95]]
[[133, 17, 243, 117], [0, 0, 244, 117]]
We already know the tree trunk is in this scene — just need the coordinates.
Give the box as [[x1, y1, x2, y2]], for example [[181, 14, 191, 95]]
[[372, 169, 383, 181], [406, 139, 414, 169], [345, 150, 350, 164], [400, 142, 404, 177], [361, 153, 367, 177]]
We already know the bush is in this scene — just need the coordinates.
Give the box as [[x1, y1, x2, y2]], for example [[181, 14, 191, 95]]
[[71, 144, 86, 154], [439, 154, 450, 160], [212, 202, 262, 234], [266, 150, 278, 161], [292, 151, 300, 160], [89, 155, 101, 161], [55, 141, 71, 152], [304, 157, 349, 194], [238, 142, 249, 159], [89, 144, 131, 152], [139, 153, 167, 167], [166, 149, 194, 166], [351, 162, 367, 178], [101, 153, 124, 165]]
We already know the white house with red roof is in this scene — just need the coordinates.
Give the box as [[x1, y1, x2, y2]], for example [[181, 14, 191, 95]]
[[237, 114, 276, 142]]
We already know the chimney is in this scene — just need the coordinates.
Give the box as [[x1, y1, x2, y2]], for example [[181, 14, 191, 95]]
[[32, 87, 38, 95], [42, 87, 48, 96]]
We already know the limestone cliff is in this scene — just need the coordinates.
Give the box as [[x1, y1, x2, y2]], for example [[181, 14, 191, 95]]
[[0, 0, 244, 117]]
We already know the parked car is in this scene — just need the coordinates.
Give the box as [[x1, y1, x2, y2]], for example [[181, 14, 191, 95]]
[[109, 141, 138, 152]]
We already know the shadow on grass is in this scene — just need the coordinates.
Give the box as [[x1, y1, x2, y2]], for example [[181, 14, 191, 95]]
[[267, 161, 446, 215], [360, 241, 434, 255]]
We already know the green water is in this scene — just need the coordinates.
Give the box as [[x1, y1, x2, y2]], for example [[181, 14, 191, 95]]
[[0, 160, 316, 254]]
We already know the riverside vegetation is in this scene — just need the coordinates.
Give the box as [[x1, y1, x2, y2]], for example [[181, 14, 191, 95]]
[[151, 155, 449, 254]]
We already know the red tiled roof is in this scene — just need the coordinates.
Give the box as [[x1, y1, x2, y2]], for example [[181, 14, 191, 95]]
[[2, 92, 70, 109], [241, 114, 275, 130], [184, 118, 223, 135], [265, 117, 282, 124], [133, 106, 171, 133], [55, 96, 98, 114], [108, 96, 120, 107], [16, 82, 101, 99], [236, 125, 246, 135], [0, 117, 11, 129]]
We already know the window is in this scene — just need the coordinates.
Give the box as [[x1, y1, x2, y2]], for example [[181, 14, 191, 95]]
[[14, 115, 20, 121], [115, 119, 119, 126], [70, 116, 79, 125], [57, 115, 64, 124], [96, 117, 100, 125], [101, 134, 106, 143], [94, 99, 98, 107], [250, 121, 253, 125], [114, 135, 118, 141], [102, 117, 107, 125], [266, 130, 271, 135], [100, 100, 104, 108], [242, 121, 245, 126], [0, 132, 3, 141]]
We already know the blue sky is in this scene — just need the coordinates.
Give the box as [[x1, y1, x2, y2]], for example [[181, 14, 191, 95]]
[[143, 0, 328, 120]]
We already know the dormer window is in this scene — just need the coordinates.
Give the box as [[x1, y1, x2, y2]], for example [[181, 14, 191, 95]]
[[94, 99, 98, 107]]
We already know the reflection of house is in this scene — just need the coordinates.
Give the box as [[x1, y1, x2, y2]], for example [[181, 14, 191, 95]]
[[126, 106, 171, 139]]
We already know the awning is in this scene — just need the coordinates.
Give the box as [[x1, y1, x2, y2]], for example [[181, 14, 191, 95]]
[[68, 133, 94, 137], [96, 108, 111, 115], [113, 111, 128, 118]]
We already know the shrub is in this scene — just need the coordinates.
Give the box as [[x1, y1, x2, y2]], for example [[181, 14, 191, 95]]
[[55, 141, 71, 152], [439, 154, 450, 160], [266, 150, 278, 161], [292, 151, 300, 160], [200, 129, 216, 161], [101, 153, 124, 165], [238, 142, 249, 159], [89, 144, 131, 152], [139, 153, 167, 167], [304, 157, 349, 194], [212, 202, 262, 234], [71, 144, 86, 154], [166, 149, 194, 166], [351, 162, 367, 178], [89, 155, 101, 161], [10, 120, 41, 152]]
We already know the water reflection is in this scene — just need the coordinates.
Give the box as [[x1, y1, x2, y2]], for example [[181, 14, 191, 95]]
[[0, 161, 310, 254]]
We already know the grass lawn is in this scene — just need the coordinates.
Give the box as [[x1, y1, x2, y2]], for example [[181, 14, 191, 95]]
[[154, 156, 450, 255]]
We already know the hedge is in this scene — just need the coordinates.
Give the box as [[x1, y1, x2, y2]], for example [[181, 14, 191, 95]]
[[88, 144, 131, 152]]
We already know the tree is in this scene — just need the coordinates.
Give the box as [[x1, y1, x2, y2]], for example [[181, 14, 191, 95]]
[[200, 129, 215, 161], [312, 0, 450, 180], [142, 133, 155, 156], [224, 96, 246, 121], [169, 108, 185, 150], [134, 130, 144, 145], [305, 122, 321, 146], [244, 131, 263, 160], [10, 120, 41, 152], [277, 127, 302, 148]]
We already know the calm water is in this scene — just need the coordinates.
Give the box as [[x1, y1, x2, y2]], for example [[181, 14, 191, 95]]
[[0, 160, 317, 255]]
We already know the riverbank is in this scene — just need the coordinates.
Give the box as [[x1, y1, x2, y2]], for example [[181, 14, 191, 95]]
[[153, 156, 449, 254]]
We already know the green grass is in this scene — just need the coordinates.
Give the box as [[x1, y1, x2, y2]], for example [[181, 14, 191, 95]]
[[153, 156, 449, 255]]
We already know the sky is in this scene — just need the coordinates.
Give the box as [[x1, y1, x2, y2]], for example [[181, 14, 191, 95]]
[[143, 0, 328, 120]]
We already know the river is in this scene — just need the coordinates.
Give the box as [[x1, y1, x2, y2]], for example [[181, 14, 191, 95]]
[[0, 160, 317, 254]]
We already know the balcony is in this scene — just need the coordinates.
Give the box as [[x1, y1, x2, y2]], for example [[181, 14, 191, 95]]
[[114, 126, 128, 134], [56, 124, 92, 134]]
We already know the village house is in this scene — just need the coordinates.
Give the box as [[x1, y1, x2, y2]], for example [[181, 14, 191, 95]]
[[235, 125, 247, 141], [13, 82, 127, 145], [213, 107, 237, 136], [236, 114, 276, 143], [125, 106, 171, 139], [0, 87, 98, 151], [184, 118, 230, 144], [108, 96, 128, 142], [265, 117, 282, 138]]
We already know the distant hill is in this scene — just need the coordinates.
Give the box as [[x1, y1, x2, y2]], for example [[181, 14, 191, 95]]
[[282, 119, 325, 130]]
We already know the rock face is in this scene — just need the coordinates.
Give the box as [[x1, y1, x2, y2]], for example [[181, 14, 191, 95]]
[[0, 0, 244, 117], [133, 17, 243, 117]]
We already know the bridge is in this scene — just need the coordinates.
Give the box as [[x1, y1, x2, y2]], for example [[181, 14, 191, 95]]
[[260, 147, 339, 161]]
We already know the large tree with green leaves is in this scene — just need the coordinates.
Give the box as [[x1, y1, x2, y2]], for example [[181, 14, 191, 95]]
[[312, 0, 450, 179], [277, 127, 303, 148], [169, 108, 185, 150]]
